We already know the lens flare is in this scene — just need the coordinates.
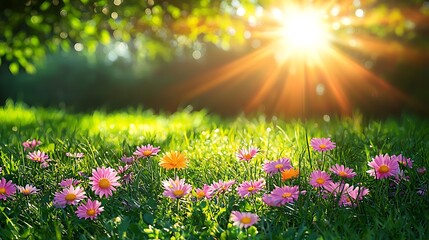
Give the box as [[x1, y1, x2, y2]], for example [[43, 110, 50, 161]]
[[166, 1, 426, 117], [280, 7, 330, 53]]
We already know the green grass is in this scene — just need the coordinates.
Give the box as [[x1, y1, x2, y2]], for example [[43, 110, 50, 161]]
[[1, 100, 428, 239]]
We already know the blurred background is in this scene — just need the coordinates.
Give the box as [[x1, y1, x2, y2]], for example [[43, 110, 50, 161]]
[[1, 0, 429, 118]]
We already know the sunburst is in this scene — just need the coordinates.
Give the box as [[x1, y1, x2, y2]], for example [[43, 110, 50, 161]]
[[168, 1, 426, 117]]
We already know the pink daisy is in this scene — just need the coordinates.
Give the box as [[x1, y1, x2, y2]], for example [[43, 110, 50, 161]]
[[367, 154, 400, 179], [89, 167, 121, 198], [417, 167, 426, 175], [26, 150, 49, 163], [162, 177, 192, 199], [270, 185, 300, 205], [120, 155, 135, 165], [66, 152, 85, 158], [237, 178, 265, 197], [17, 184, 39, 196], [59, 178, 81, 188], [121, 172, 133, 185], [310, 138, 336, 152], [329, 164, 357, 179], [263, 158, 292, 176], [262, 194, 280, 207], [391, 154, 413, 168], [339, 185, 369, 207], [53, 186, 86, 207], [230, 211, 259, 229], [236, 147, 259, 161], [209, 179, 236, 195], [133, 144, 161, 159], [117, 165, 131, 175], [0, 178, 16, 201], [76, 199, 104, 220], [195, 184, 213, 200], [310, 170, 333, 188], [22, 139, 41, 151]]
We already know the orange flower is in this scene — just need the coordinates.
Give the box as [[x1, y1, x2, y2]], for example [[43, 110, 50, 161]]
[[159, 151, 187, 170], [281, 168, 299, 181]]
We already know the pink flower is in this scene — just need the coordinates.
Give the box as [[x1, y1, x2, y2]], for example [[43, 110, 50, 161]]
[[310, 138, 336, 152], [391, 154, 413, 168], [0, 178, 16, 201], [270, 185, 300, 205], [230, 211, 259, 229], [66, 152, 84, 158], [76, 199, 104, 220], [89, 167, 121, 198], [339, 185, 369, 207], [17, 184, 39, 196], [236, 147, 259, 161], [367, 154, 400, 179], [121, 172, 133, 185], [53, 186, 86, 208], [133, 144, 160, 159], [120, 155, 135, 165], [26, 150, 49, 163], [22, 139, 41, 151], [195, 184, 213, 200], [309, 170, 333, 188], [262, 194, 281, 207], [209, 180, 236, 195], [237, 178, 265, 197], [417, 167, 426, 175], [263, 158, 292, 176], [117, 165, 131, 175], [329, 164, 357, 178], [59, 178, 81, 188], [162, 177, 192, 199], [40, 161, 50, 168]]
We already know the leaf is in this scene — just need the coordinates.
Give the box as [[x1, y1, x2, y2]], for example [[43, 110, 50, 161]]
[[40, 1, 50, 11], [143, 213, 154, 225], [9, 62, 19, 74], [100, 30, 111, 45]]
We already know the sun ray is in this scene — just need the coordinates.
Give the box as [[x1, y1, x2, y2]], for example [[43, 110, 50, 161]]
[[165, 1, 428, 117]]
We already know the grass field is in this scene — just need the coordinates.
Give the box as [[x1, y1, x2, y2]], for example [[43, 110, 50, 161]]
[[1, 101, 428, 239]]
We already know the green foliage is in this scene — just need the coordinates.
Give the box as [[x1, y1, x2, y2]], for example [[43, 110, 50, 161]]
[[0, 102, 429, 238], [1, 0, 426, 74]]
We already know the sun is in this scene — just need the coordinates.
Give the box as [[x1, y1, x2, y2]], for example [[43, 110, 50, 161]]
[[280, 7, 330, 53], [271, 6, 332, 64], [167, 1, 422, 117]]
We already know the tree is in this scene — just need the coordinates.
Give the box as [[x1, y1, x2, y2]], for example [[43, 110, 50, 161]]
[[0, 0, 427, 74]]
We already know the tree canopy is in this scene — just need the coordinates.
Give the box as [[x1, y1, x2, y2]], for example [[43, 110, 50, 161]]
[[1, 0, 428, 74]]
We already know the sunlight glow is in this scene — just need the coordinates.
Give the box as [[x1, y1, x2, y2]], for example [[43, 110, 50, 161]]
[[280, 8, 330, 52], [166, 1, 425, 118]]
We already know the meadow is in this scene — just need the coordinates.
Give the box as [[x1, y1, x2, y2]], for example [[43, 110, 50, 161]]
[[0, 100, 428, 239]]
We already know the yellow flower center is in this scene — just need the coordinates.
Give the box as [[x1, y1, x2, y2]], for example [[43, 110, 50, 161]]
[[143, 150, 152, 156], [282, 192, 292, 198], [275, 164, 283, 169], [339, 171, 348, 177], [98, 178, 111, 189], [22, 189, 31, 195], [65, 193, 76, 201], [247, 186, 255, 192], [196, 191, 205, 199], [316, 178, 325, 184], [34, 157, 41, 161], [87, 209, 96, 216], [173, 189, 184, 197], [379, 165, 390, 173], [0, 187, 6, 194], [319, 144, 327, 149], [240, 217, 252, 224]]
